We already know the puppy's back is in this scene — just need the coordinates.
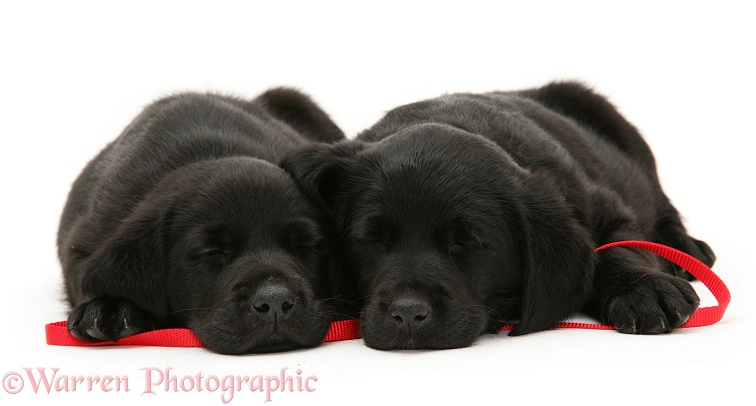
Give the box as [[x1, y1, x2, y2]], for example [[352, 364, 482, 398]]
[[514, 81, 659, 177], [357, 83, 656, 184], [354, 84, 665, 229]]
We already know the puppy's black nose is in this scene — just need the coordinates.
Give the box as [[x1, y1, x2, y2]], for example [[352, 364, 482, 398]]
[[389, 295, 431, 331], [251, 283, 296, 322]]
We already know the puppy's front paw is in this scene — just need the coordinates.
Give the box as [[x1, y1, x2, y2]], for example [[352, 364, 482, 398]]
[[67, 297, 154, 341], [605, 273, 700, 334]]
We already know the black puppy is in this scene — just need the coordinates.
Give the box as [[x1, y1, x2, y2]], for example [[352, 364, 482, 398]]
[[58, 88, 346, 354], [283, 82, 716, 350]]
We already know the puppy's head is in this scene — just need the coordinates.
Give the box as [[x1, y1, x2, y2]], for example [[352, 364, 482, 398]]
[[82, 157, 337, 354], [283, 123, 595, 350]]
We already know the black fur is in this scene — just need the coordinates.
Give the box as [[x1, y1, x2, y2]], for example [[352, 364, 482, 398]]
[[58, 88, 348, 354], [283, 81, 715, 350]]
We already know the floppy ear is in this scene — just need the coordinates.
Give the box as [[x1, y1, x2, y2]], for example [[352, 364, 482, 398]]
[[280, 141, 366, 221], [509, 173, 596, 336], [79, 199, 174, 318], [256, 87, 345, 143]]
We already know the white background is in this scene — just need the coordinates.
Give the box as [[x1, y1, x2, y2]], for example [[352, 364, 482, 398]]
[[1, 1, 754, 405]]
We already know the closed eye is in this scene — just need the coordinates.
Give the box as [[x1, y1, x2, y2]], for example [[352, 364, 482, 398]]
[[351, 216, 397, 249], [190, 246, 233, 262], [294, 238, 327, 253], [352, 233, 394, 250], [440, 219, 486, 255], [283, 220, 327, 255], [447, 242, 466, 256], [203, 247, 231, 258]]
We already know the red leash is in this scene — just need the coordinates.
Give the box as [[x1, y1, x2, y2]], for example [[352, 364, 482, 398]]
[[45, 240, 730, 347]]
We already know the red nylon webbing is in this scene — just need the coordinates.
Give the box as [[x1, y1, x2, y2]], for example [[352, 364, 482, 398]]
[[45, 240, 730, 348]]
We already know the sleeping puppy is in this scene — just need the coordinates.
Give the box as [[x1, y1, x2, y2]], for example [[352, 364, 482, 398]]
[[58, 88, 346, 354], [283, 82, 716, 350]]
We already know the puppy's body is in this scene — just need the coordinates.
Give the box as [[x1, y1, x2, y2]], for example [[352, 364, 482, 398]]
[[284, 82, 715, 349], [59, 89, 346, 354]]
